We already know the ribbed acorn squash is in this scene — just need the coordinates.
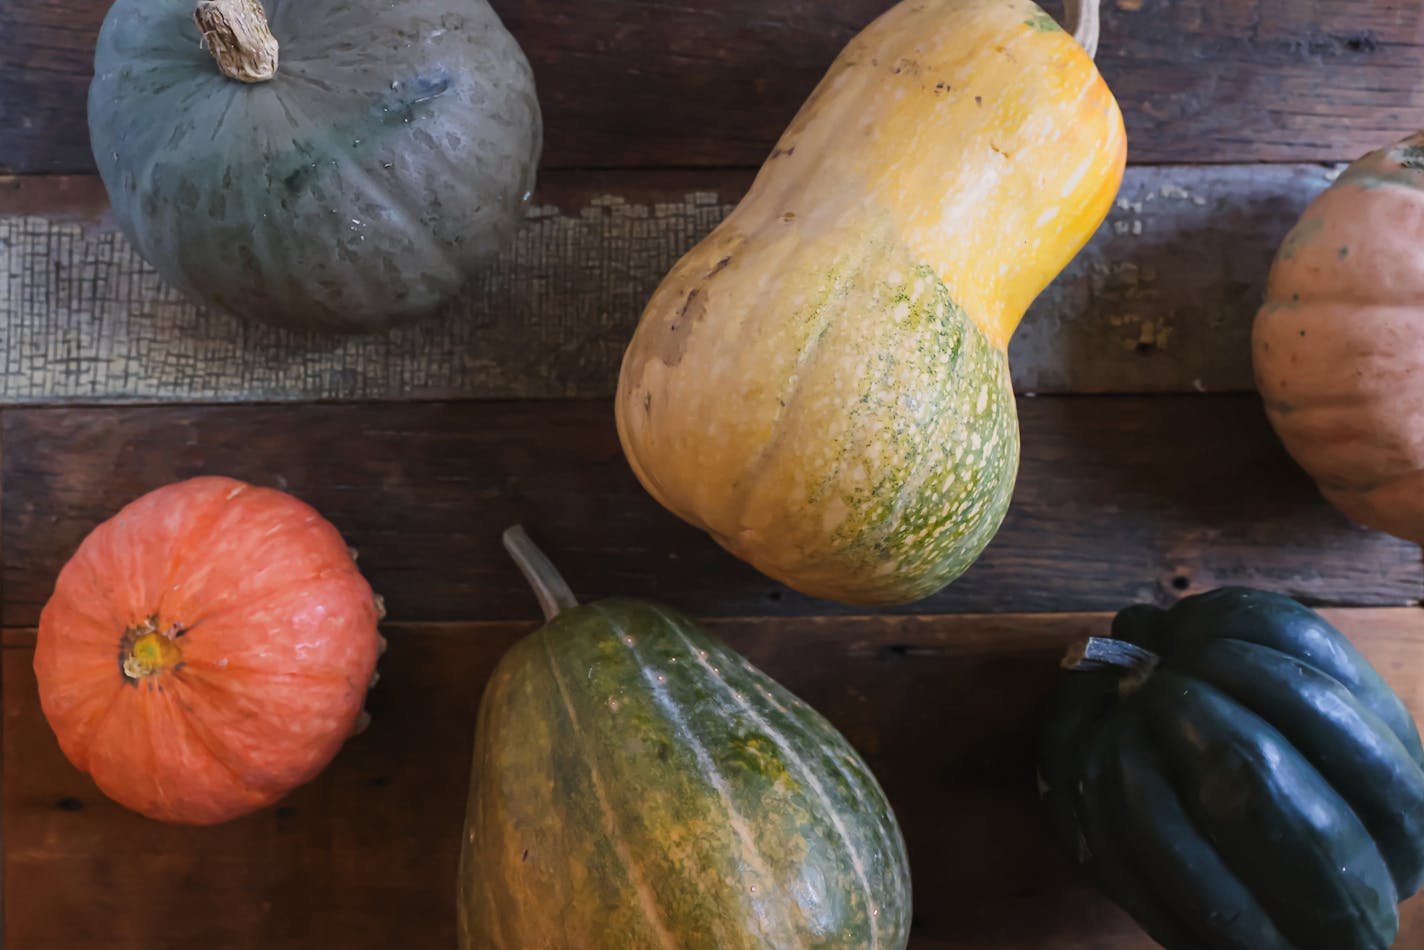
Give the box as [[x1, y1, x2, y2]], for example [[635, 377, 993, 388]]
[[615, 0, 1126, 605], [458, 528, 912, 949], [1039, 588, 1424, 950]]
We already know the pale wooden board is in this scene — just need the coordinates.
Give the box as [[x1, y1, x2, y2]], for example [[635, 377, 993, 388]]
[[0, 164, 1339, 404], [5, 608, 1422, 948]]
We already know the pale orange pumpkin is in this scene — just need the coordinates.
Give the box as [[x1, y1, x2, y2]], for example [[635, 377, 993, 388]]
[[34, 476, 385, 824], [1253, 131, 1424, 544]]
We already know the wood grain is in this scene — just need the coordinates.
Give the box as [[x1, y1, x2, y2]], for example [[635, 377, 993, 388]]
[[5, 608, 1422, 948], [4, 0, 1422, 175], [3, 397, 1418, 631], [0, 164, 1335, 404]]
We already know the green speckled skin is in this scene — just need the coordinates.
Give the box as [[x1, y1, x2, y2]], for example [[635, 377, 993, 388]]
[[89, 0, 541, 332], [458, 598, 912, 949], [785, 260, 1020, 606], [1039, 588, 1424, 950]]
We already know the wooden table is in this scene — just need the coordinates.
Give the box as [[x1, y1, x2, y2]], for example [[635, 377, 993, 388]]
[[3, 0, 1424, 946]]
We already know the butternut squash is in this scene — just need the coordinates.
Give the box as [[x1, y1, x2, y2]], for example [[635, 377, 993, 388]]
[[616, 0, 1126, 605]]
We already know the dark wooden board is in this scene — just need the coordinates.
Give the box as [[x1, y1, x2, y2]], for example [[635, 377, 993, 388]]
[[3, 397, 1418, 632], [6, 608, 1422, 948], [5, 0, 1422, 175], [0, 164, 1334, 403]]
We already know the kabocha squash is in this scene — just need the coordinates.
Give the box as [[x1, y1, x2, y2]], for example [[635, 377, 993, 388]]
[[1039, 588, 1424, 950], [34, 477, 384, 825], [89, 0, 542, 332], [615, 0, 1125, 606], [458, 527, 912, 949], [1254, 131, 1424, 545]]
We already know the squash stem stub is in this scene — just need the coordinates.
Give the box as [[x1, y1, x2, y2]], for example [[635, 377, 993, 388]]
[[1062, 636, 1158, 693], [194, 0, 279, 83], [120, 617, 183, 681], [502, 525, 580, 621]]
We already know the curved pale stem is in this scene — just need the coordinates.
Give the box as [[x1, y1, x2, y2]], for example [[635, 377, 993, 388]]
[[1062, 636, 1157, 673], [1064, 0, 1101, 59], [502, 525, 580, 621], [1062, 636, 1158, 693]]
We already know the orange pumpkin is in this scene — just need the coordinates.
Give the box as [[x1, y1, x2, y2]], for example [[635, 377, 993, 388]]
[[1253, 132, 1424, 544], [34, 476, 385, 825]]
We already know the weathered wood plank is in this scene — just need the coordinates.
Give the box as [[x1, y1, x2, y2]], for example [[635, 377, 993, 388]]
[[3, 396, 1417, 630], [5, 609, 1422, 947], [4, 0, 1422, 175], [0, 164, 1336, 404]]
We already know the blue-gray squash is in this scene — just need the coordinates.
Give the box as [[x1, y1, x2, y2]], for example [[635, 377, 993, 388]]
[[88, 0, 542, 332]]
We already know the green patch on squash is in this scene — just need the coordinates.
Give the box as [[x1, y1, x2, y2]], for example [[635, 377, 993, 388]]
[[812, 262, 1016, 604], [1026, 12, 1061, 31], [1276, 216, 1324, 261]]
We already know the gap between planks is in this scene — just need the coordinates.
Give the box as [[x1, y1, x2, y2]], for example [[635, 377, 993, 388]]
[[7, 607, 1421, 650]]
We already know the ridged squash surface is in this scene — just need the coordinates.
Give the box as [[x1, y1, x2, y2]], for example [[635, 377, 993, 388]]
[[459, 598, 912, 949]]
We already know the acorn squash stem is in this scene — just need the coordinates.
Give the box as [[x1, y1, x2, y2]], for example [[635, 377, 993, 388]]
[[1062, 637, 1158, 688], [194, 0, 279, 83], [502, 525, 580, 621], [1065, 0, 1100, 59]]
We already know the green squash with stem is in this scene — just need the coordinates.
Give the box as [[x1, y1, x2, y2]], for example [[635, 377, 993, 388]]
[[457, 527, 912, 948], [1039, 588, 1424, 950]]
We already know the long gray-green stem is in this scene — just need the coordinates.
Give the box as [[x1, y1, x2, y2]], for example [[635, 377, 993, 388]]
[[502, 525, 580, 621]]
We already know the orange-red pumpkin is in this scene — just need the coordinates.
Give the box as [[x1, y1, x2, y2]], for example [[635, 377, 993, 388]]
[[34, 476, 384, 825], [1254, 131, 1424, 544]]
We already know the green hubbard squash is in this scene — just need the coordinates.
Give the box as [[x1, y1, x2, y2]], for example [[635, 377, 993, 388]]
[[458, 527, 912, 949], [88, 0, 542, 332], [615, 0, 1126, 606], [1039, 588, 1424, 950]]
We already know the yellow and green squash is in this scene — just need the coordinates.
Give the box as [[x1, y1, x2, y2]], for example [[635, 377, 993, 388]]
[[458, 527, 912, 948], [615, 0, 1126, 605]]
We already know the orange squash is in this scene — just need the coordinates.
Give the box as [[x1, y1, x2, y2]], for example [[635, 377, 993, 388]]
[[34, 476, 385, 824], [1253, 132, 1424, 544], [616, 0, 1125, 605]]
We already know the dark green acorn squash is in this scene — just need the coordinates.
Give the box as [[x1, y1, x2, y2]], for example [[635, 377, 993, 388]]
[[1039, 587, 1424, 950], [89, 0, 542, 332], [458, 527, 912, 949]]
